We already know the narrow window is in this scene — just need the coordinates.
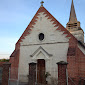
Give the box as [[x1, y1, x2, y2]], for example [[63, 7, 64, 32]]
[[39, 33, 44, 41]]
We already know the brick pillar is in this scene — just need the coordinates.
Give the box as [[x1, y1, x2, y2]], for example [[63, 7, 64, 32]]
[[29, 62, 36, 85], [2, 62, 11, 85], [57, 61, 68, 85]]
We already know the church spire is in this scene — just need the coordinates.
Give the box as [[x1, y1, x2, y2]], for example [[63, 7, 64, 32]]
[[69, 0, 77, 22], [66, 0, 84, 42]]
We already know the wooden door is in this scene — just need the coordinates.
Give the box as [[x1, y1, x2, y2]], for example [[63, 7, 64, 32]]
[[37, 59, 46, 84]]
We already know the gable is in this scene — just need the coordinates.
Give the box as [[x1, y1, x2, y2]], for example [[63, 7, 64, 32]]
[[10, 6, 79, 58], [15, 6, 77, 47], [30, 46, 52, 60], [20, 12, 69, 45]]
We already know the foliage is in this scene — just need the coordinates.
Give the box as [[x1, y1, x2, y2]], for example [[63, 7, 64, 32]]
[[45, 72, 51, 78], [0, 59, 9, 62]]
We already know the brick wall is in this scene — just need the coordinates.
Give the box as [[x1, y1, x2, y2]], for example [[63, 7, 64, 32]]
[[2, 62, 11, 85], [67, 38, 85, 85], [0, 62, 5, 85], [57, 61, 68, 85]]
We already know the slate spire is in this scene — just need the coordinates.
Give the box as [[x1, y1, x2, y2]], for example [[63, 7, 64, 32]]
[[66, 0, 84, 42], [69, 0, 77, 22]]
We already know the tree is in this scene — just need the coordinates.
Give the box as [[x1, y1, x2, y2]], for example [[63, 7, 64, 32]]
[[0, 59, 9, 62]]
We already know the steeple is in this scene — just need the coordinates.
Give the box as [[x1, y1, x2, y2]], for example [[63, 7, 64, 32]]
[[66, 0, 80, 31], [69, 0, 77, 23], [66, 0, 84, 42]]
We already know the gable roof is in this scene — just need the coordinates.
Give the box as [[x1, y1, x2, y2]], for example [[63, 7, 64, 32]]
[[10, 6, 79, 57], [78, 41, 85, 49], [15, 6, 77, 47]]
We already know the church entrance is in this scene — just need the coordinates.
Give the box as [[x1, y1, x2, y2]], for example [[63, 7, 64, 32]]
[[37, 59, 46, 84]]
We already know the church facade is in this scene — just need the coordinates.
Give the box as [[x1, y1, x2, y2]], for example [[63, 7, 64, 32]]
[[9, 0, 85, 85]]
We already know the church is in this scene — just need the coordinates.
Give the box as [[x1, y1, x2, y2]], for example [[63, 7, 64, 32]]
[[9, 0, 85, 85]]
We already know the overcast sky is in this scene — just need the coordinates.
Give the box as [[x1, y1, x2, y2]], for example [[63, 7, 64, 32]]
[[0, 0, 85, 59]]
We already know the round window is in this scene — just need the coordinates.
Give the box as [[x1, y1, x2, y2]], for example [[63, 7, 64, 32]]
[[39, 33, 44, 41]]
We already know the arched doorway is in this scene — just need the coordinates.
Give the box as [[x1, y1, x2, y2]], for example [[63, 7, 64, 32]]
[[37, 59, 46, 84]]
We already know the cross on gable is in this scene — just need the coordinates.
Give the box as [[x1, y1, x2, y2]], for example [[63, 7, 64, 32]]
[[41, 1, 44, 6]]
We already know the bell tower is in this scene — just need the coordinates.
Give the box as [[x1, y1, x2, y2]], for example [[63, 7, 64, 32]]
[[66, 0, 84, 42]]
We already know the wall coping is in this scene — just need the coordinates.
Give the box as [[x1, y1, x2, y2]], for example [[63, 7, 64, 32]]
[[57, 61, 68, 65]]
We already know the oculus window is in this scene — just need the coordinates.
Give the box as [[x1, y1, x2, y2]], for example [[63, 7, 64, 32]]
[[39, 33, 44, 41]]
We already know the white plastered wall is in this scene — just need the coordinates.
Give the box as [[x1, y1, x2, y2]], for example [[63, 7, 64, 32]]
[[71, 30, 84, 42], [18, 12, 69, 83]]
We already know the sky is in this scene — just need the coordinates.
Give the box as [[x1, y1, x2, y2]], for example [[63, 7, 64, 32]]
[[0, 0, 85, 59]]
